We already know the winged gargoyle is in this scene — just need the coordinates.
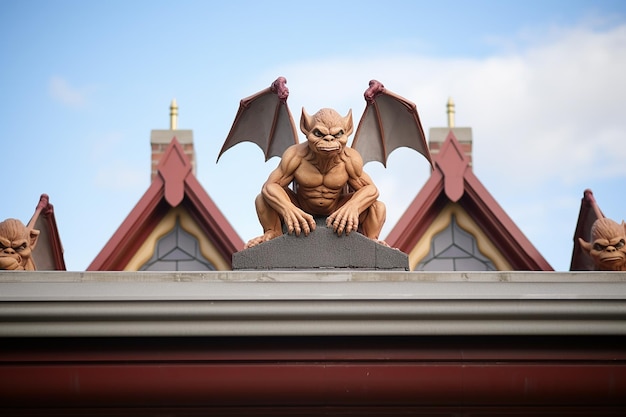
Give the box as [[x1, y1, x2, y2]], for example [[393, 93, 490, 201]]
[[217, 77, 432, 248]]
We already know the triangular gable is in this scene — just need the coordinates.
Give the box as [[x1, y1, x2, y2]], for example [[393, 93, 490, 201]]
[[27, 194, 66, 271], [88, 137, 244, 271], [570, 189, 604, 271], [386, 131, 552, 271]]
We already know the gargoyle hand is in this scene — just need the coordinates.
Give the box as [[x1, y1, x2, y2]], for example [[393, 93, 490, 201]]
[[282, 206, 316, 237], [327, 204, 360, 236]]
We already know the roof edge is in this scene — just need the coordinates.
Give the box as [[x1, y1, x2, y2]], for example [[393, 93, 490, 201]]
[[1, 272, 625, 337]]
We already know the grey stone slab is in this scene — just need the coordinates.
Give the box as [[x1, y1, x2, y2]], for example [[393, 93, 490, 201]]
[[233, 217, 408, 270]]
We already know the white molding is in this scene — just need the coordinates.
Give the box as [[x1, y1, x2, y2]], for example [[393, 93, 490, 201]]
[[1, 271, 625, 337]]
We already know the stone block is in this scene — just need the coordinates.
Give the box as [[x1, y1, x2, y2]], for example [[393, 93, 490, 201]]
[[233, 217, 408, 270]]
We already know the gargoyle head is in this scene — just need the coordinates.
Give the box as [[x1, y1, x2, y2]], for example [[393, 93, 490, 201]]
[[579, 218, 626, 271], [300, 108, 353, 158], [0, 218, 40, 271]]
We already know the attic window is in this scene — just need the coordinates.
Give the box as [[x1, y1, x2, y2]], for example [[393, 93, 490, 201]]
[[139, 219, 216, 271], [417, 216, 496, 271]]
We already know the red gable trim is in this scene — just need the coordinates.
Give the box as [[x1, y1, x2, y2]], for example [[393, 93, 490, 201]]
[[437, 130, 470, 202], [88, 138, 244, 271], [570, 189, 604, 271], [158, 138, 191, 207], [461, 168, 552, 270], [385, 167, 445, 252], [386, 131, 552, 271], [27, 194, 67, 271]]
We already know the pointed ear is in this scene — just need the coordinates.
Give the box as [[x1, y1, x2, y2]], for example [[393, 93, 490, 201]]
[[343, 109, 354, 137], [300, 107, 314, 135], [579, 238, 592, 254], [29, 228, 40, 251], [622, 221, 626, 235]]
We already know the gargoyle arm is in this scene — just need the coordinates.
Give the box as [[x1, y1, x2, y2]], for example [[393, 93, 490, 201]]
[[261, 144, 316, 237]]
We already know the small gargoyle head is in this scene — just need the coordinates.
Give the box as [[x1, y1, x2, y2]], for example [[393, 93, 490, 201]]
[[0, 218, 40, 271], [579, 218, 626, 271]]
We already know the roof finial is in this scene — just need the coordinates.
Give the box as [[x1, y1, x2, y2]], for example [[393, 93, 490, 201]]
[[169, 99, 178, 130], [447, 97, 455, 128]]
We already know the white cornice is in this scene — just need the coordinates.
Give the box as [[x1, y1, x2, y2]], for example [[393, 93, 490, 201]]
[[1, 271, 625, 337]]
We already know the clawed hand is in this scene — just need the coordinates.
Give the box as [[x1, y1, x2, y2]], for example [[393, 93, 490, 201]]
[[326, 206, 359, 236], [283, 207, 316, 237]]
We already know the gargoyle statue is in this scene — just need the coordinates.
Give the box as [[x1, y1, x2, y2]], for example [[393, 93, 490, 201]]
[[0, 218, 40, 270], [217, 77, 432, 248], [579, 218, 626, 271]]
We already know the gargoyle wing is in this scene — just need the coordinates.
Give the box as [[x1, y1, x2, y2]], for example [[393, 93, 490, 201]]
[[217, 77, 298, 162], [352, 80, 432, 168]]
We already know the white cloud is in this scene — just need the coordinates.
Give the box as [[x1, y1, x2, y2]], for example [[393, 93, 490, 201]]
[[48, 76, 91, 108], [262, 23, 626, 189]]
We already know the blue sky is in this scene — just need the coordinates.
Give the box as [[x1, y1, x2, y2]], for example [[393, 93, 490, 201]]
[[2, 0, 625, 271]]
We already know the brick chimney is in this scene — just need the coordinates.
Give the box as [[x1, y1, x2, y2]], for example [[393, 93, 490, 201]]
[[150, 99, 196, 181], [428, 97, 473, 166]]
